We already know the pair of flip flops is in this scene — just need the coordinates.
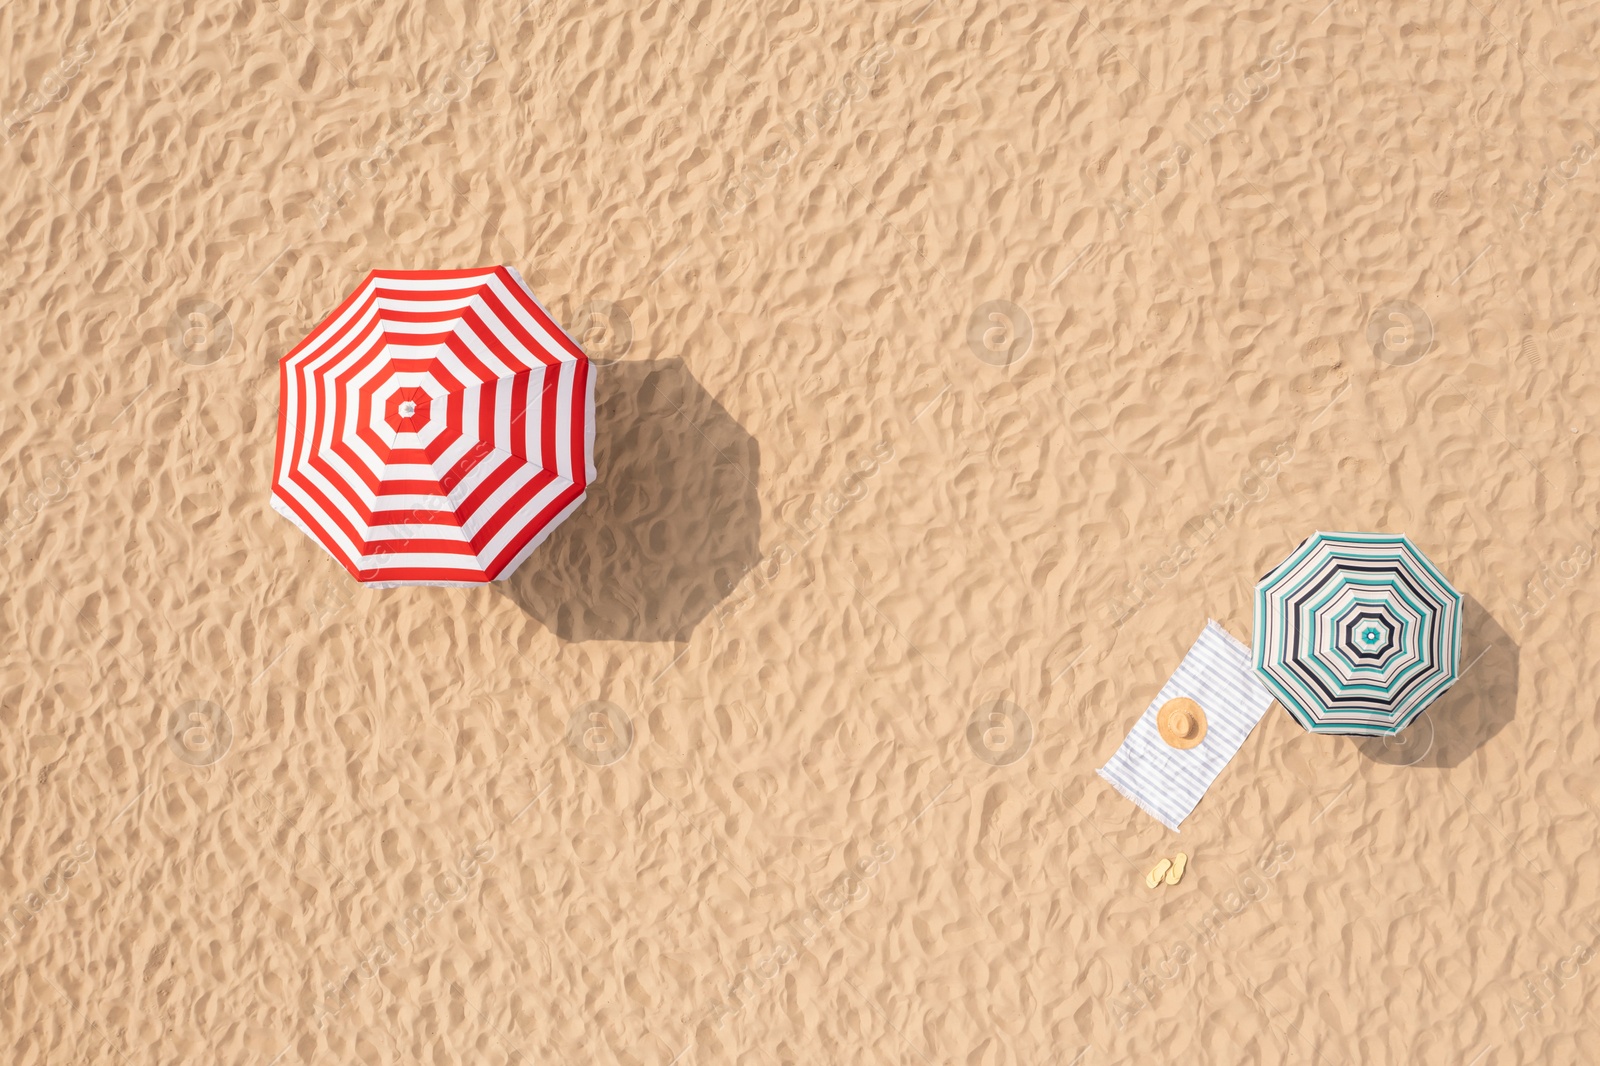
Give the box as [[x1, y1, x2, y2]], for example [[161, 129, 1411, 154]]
[[1144, 851, 1189, 888]]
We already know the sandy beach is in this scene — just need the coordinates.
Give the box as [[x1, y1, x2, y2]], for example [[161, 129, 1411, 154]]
[[3, 0, 1599, 1062]]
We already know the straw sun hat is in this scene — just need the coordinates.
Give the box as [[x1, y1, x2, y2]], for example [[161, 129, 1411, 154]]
[[1157, 697, 1208, 749]]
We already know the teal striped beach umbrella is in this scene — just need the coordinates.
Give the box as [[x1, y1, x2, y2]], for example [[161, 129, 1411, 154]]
[[1253, 532, 1462, 736]]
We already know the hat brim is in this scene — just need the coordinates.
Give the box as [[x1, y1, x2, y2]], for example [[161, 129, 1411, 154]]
[[1157, 697, 1208, 749]]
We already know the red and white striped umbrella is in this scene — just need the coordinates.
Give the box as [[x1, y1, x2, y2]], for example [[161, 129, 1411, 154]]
[[271, 267, 595, 586]]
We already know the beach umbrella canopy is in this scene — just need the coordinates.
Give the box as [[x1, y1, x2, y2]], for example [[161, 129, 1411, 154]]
[[271, 267, 595, 586], [1253, 532, 1462, 736]]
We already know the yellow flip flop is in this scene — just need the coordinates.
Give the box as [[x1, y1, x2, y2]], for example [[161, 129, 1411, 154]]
[[1145, 858, 1172, 888], [1165, 852, 1188, 885]]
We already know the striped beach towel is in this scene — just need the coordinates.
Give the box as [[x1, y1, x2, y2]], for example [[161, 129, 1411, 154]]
[[1097, 620, 1275, 831]]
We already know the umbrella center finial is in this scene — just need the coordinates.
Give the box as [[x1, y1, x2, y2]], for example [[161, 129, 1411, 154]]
[[399, 400, 417, 418], [1362, 627, 1380, 644]]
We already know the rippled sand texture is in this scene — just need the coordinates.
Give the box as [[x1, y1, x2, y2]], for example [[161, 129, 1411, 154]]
[[4, 0, 1600, 1062]]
